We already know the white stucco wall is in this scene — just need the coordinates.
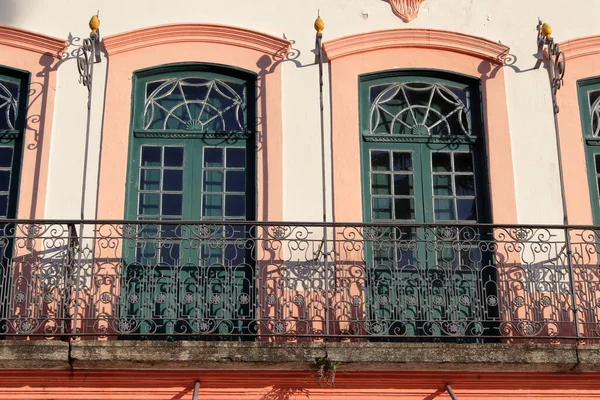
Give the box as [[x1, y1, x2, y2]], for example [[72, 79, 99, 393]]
[[0, 0, 597, 224]]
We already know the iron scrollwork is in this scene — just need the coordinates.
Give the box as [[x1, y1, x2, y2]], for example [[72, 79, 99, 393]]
[[537, 19, 566, 114], [76, 32, 101, 93], [0, 220, 598, 340]]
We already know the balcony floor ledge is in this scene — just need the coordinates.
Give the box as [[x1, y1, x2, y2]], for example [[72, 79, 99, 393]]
[[1, 341, 599, 372]]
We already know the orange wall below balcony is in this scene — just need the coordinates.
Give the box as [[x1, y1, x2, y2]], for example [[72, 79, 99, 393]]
[[1, 370, 600, 399]]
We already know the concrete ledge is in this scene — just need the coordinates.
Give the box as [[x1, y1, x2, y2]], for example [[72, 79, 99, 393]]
[[0, 340, 70, 369], [68, 341, 600, 372], [0, 340, 597, 372]]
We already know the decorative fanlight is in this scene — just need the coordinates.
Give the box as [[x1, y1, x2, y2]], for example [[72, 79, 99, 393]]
[[386, 0, 426, 23]]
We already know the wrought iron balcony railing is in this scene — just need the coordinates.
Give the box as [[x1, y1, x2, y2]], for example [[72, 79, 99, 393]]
[[0, 219, 598, 340]]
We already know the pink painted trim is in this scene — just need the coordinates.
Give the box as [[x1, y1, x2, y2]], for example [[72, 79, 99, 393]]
[[552, 36, 600, 225], [323, 29, 509, 64], [103, 24, 291, 57], [327, 39, 517, 225], [561, 35, 600, 61], [0, 25, 67, 58], [0, 41, 61, 219], [97, 25, 285, 222]]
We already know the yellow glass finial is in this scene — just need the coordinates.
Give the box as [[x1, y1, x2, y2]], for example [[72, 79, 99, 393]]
[[541, 22, 552, 39], [314, 15, 325, 33], [89, 14, 100, 34]]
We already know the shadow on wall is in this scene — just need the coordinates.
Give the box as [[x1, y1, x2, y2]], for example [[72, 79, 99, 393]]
[[23, 35, 80, 218], [0, 1, 18, 26]]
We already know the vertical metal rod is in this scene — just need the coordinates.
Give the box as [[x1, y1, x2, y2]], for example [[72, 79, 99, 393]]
[[564, 226, 581, 337], [74, 34, 97, 334], [544, 42, 580, 338], [445, 385, 459, 400], [316, 30, 331, 336], [192, 381, 200, 400]]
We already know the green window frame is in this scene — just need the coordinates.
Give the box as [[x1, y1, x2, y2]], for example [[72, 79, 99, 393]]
[[0, 66, 28, 223], [0, 66, 29, 335], [358, 70, 493, 338], [577, 77, 600, 224], [122, 63, 257, 337]]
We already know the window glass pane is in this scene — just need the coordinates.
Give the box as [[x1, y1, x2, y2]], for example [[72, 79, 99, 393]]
[[139, 193, 160, 216], [371, 174, 391, 195], [0, 170, 10, 192], [225, 195, 245, 217], [140, 169, 160, 191], [454, 153, 473, 172], [394, 198, 415, 220], [203, 194, 223, 217], [0, 195, 7, 217], [141, 146, 162, 167], [371, 151, 390, 171], [394, 175, 413, 196], [203, 171, 224, 193], [432, 153, 451, 172], [162, 194, 183, 216], [163, 170, 183, 191], [226, 148, 246, 168], [455, 175, 475, 196], [433, 175, 452, 196], [393, 152, 412, 171], [457, 198, 477, 221], [434, 198, 455, 221], [164, 147, 184, 167], [595, 154, 600, 174], [0, 147, 13, 168], [226, 170, 245, 193], [372, 198, 392, 220], [204, 148, 223, 168]]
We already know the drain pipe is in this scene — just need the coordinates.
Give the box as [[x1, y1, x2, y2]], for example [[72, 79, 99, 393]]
[[192, 381, 200, 400], [445, 384, 459, 400]]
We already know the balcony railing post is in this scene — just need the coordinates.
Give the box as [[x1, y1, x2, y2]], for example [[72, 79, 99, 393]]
[[322, 226, 331, 337], [565, 226, 581, 338]]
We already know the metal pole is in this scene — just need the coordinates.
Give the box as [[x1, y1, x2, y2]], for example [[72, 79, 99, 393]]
[[192, 381, 200, 400], [74, 17, 101, 335], [316, 28, 331, 336], [536, 20, 580, 337], [445, 385, 459, 400]]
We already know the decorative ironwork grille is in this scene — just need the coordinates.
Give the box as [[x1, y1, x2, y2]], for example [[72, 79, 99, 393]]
[[143, 77, 247, 132], [369, 82, 471, 137], [0, 78, 19, 132], [589, 90, 600, 138]]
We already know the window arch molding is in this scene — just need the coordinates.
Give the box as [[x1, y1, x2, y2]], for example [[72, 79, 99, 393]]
[[555, 35, 600, 225], [322, 29, 516, 225], [0, 25, 66, 219], [98, 24, 290, 221]]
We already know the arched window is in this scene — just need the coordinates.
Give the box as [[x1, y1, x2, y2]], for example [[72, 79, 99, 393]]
[[360, 71, 492, 338], [361, 71, 486, 226], [122, 64, 256, 337], [126, 64, 255, 227]]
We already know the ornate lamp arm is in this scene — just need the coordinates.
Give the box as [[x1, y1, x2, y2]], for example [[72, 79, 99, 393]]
[[77, 14, 102, 94], [537, 20, 566, 114]]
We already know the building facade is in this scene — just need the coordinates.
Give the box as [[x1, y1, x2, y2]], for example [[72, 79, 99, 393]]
[[2, 0, 600, 398]]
